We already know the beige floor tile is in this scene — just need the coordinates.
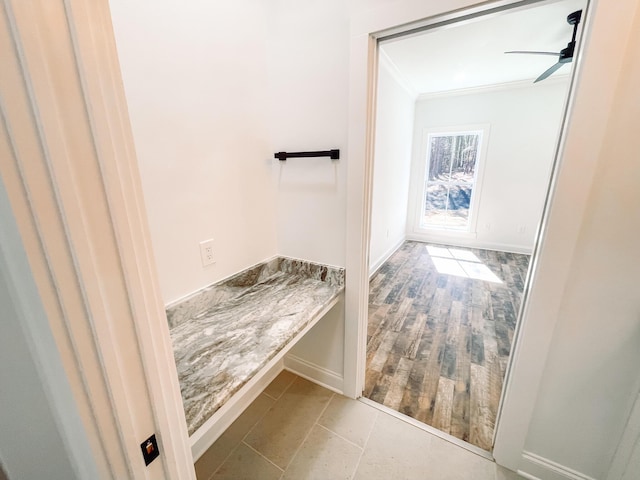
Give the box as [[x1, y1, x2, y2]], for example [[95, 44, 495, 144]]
[[212, 443, 282, 480], [425, 435, 495, 479], [195, 394, 274, 479], [353, 411, 434, 480], [264, 369, 297, 400], [282, 424, 362, 480], [244, 377, 334, 468], [318, 395, 378, 447]]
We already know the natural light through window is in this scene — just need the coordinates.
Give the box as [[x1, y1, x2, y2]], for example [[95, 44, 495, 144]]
[[426, 246, 502, 283], [422, 131, 482, 231]]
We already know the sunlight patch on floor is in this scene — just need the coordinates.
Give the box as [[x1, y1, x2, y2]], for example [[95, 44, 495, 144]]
[[426, 246, 502, 283]]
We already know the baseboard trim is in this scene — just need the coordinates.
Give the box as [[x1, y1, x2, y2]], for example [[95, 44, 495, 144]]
[[519, 451, 598, 480], [406, 234, 532, 255], [369, 237, 406, 277], [284, 354, 344, 395], [607, 391, 640, 480]]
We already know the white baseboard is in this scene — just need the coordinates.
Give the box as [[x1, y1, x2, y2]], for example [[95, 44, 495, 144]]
[[369, 237, 406, 277], [607, 391, 640, 480], [284, 354, 344, 395], [406, 233, 532, 255], [518, 451, 598, 480]]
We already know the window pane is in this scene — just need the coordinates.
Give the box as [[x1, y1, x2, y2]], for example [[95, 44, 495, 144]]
[[450, 134, 479, 182], [422, 130, 483, 231], [423, 183, 448, 227], [445, 185, 472, 227], [428, 136, 452, 181]]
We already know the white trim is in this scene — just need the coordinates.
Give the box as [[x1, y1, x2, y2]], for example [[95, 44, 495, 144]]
[[344, 30, 378, 399], [0, 162, 98, 479], [284, 354, 345, 394], [0, 1, 195, 477], [405, 233, 533, 255], [1, 2, 130, 475], [369, 236, 406, 277], [519, 451, 599, 480], [408, 123, 490, 236], [607, 391, 640, 480], [62, 1, 195, 478], [415, 75, 570, 101], [377, 48, 418, 99], [189, 293, 341, 460], [517, 472, 542, 480]]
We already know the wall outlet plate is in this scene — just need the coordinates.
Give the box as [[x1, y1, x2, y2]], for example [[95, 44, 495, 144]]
[[199, 239, 215, 266], [140, 434, 160, 466]]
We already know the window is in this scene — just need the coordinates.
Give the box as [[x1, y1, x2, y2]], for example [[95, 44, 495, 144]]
[[421, 130, 483, 231]]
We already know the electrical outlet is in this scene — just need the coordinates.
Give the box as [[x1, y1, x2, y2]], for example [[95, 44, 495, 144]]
[[199, 239, 215, 266]]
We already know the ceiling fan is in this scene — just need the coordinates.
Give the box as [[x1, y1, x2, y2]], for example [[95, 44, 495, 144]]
[[505, 9, 582, 83]]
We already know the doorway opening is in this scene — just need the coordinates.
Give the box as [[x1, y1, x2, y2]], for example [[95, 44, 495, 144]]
[[364, 0, 586, 453]]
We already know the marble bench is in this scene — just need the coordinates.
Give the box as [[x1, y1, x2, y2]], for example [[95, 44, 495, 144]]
[[166, 257, 345, 459]]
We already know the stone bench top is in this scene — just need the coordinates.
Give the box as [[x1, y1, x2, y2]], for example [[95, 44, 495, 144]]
[[167, 257, 345, 436]]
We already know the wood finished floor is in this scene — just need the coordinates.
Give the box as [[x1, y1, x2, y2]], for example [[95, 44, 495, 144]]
[[365, 241, 530, 451]]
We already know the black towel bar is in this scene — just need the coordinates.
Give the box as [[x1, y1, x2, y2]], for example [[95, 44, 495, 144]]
[[274, 149, 339, 161]]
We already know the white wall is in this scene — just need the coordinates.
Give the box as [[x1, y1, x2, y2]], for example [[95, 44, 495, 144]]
[[266, 0, 351, 267], [109, 0, 278, 304], [266, 0, 399, 267], [407, 80, 569, 253], [265, 0, 395, 384], [369, 55, 415, 274], [522, 4, 640, 475]]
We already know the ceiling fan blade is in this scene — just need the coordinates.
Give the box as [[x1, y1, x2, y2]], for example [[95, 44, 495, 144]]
[[505, 51, 560, 56], [534, 61, 565, 83]]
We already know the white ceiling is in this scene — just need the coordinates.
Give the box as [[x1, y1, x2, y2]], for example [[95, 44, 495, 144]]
[[379, 0, 587, 95]]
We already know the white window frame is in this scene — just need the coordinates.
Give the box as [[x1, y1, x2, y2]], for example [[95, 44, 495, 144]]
[[410, 124, 490, 237]]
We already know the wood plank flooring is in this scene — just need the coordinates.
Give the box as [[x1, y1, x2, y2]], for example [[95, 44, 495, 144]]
[[365, 241, 530, 451]]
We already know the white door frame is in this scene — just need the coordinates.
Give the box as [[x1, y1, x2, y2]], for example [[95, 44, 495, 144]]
[[1, 0, 194, 477], [344, 0, 635, 471]]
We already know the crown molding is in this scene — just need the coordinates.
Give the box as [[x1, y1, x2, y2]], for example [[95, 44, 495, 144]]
[[378, 48, 419, 99], [416, 74, 570, 101]]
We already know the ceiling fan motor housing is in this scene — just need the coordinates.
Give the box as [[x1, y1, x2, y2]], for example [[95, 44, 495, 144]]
[[559, 43, 575, 62], [567, 10, 582, 26]]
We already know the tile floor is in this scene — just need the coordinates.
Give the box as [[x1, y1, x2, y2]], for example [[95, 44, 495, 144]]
[[195, 371, 523, 480]]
